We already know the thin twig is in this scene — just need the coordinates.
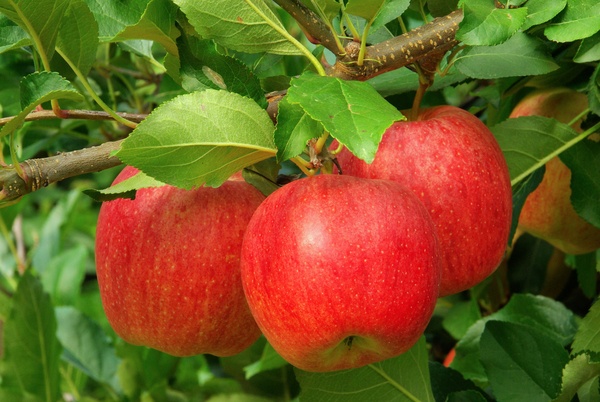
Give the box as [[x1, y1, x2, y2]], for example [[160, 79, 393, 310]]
[[0, 109, 148, 126]]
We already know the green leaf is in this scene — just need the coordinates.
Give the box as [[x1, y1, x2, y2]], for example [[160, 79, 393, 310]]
[[371, 0, 411, 31], [112, 0, 179, 56], [0, 72, 83, 139], [179, 35, 265, 107], [457, 0, 527, 46], [429, 362, 488, 402], [0, 17, 30, 54], [560, 136, 600, 228], [345, 0, 386, 21], [117, 89, 276, 189], [451, 294, 577, 383], [555, 353, 600, 402], [296, 337, 434, 402], [55, 306, 121, 386], [84, 0, 178, 56], [572, 298, 600, 357], [577, 376, 600, 402], [0, 0, 69, 61], [173, 0, 301, 55], [286, 72, 404, 163], [56, 0, 99, 77], [507, 233, 554, 295], [40, 246, 88, 306], [274, 96, 323, 162], [575, 32, 600, 63], [589, 64, 600, 115], [244, 341, 289, 379], [521, 0, 567, 31], [83, 169, 165, 202], [442, 299, 482, 340], [455, 33, 559, 79], [572, 252, 598, 298], [491, 115, 580, 185], [242, 158, 281, 197], [480, 321, 569, 401], [0, 271, 62, 402], [508, 167, 545, 244], [544, 0, 600, 43]]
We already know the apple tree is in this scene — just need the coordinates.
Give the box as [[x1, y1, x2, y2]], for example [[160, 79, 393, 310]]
[[0, 0, 599, 400]]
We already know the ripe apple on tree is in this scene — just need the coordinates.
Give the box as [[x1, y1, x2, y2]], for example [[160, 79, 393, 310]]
[[510, 88, 600, 255], [335, 105, 513, 296], [240, 174, 442, 372], [95, 166, 264, 357]]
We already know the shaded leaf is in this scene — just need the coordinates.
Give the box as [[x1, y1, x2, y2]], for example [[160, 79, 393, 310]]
[[296, 337, 434, 402], [56, 307, 121, 387], [244, 341, 288, 379], [173, 0, 301, 55], [41, 246, 88, 306], [508, 167, 545, 244], [455, 33, 559, 79], [0, 72, 82, 139], [84, 169, 165, 202], [507, 233, 553, 295], [429, 362, 489, 402], [0, 271, 62, 402], [0, 0, 69, 60], [0, 17, 30, 54], [274, 96, 323, 162], [117, 89, 276, 189], [480, 321, 569, 401], [242, 158, 281, 197], [179, 35, 265, 107], [491, 115, 580, 185], [560, 136, 600, 228], [56, 0, 99, 77], [575, 32, 600, 63], [286, 72, 404, 163], [451, 294, 577, 383]]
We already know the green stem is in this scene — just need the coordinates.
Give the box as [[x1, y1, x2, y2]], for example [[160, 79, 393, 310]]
[[243, 0, 326, 76], [368, 364, 422, 402], [10, 0, 51, 71], [292, 156, 315, 176], [511, 120, 600, 186], [357, 19, 374, 66], [55, 48, 138, 129], [567, 108, 590, 128]]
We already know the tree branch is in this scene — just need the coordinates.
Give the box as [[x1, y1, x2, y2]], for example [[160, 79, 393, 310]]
[[0, 140, 124, 204], [330, 10, 463, 80], [0, 109, 148, 126]]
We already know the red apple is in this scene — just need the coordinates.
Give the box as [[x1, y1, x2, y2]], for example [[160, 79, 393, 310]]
[[95, 166, 264, 357], [510, 88, 600, 254], [240, 174, 442, 372], [335, 105, 512, 296]]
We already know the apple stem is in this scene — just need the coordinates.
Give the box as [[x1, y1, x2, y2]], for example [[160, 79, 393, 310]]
[[291, 156, 316, 176]]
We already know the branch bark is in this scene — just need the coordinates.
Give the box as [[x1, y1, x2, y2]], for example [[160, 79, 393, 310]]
[[330, 10, 463, 80], [0, 140, 124, 204]]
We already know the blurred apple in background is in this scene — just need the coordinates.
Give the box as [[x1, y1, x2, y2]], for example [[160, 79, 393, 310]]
[[95, 166, 264, 357], [510, 88, 600, 255], [241, 174, 442, 372], [336, 105, 513, 296]]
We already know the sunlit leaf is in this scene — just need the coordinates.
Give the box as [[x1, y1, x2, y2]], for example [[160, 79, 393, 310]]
[[572, 298, 600, 357], [555, 354, 600, 402], [117, 89, 276, 189], [83, 170, 165, 202], [457, 0, 527, 46], [286, 72, 404, 163]]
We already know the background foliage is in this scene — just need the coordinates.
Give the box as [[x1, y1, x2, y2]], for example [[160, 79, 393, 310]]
[[0, 0, 599, 401]]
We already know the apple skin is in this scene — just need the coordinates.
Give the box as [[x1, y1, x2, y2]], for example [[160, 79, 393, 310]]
[[335, 105, 512, 296], [95, 166, 264, 357], [510, 88, 600, 254], [240, 174, 442, 372]]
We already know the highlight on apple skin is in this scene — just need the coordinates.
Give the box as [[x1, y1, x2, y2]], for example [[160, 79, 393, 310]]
[[240, 174, 442, 372], [335, 105, 513, 297], [95, 166, 264, 357]]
